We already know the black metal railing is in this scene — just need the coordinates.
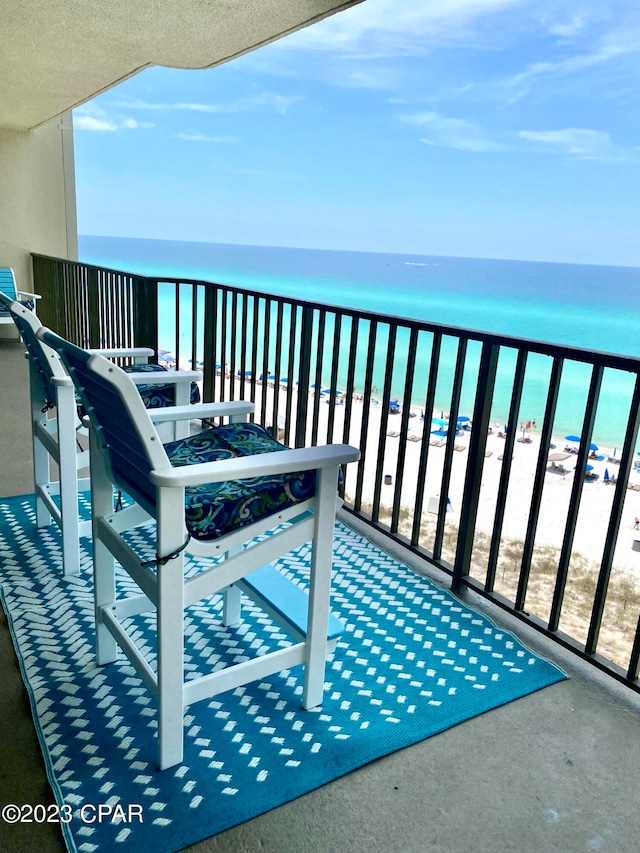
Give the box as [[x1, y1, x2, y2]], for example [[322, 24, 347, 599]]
[[32, 253, 640, 692]]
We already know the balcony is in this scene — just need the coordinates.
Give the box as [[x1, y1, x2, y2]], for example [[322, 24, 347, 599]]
[[1, 256, 640, 851]]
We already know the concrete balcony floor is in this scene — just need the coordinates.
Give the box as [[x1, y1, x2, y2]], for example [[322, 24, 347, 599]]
[[1, 334, 640, 853]]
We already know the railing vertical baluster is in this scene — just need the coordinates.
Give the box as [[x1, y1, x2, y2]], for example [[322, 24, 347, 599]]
[[587, 374, 640, 656], [202, 286, 215, 404], [433, 338, 467, 562], [341, 317, 359, 448], [452, 342, 500, 592], [327, 313, 343, 445], [284, 306, 298, 446], [486, 349, 529, 592], [191, 284, 199, 370], [355, 320, 379, 512], [311, 310, 326, 446], [411, 333, 442, 549], [212, 285, 221, 403], [174, 281, 181, 368], [515, 356, 563, 609], [239, 291, 248, 397], [295, 306, 314, 448], [87, 266, 100, 348], [77, 263, 84, 344], [549, 364, 604, 633], [249, 294, 259, 419], [271, 302, 284, 440], [372, 325, 397, 522], [260, 299, 271, 428], [392, 328, 419, 534], [229, 291, 238, 400], [220, 289, 228, 403]]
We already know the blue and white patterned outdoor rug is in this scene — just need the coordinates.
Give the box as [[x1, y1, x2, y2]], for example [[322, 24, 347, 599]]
[[0, 494, 566, 853]]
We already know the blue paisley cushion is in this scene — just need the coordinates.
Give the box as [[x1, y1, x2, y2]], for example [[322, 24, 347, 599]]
[[121, 363, 201, 407], [76, 363, 200, 418], [164, 423, 320, 541]]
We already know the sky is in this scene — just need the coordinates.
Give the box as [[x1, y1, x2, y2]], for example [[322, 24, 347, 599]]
[[73, 0, 640, 268]]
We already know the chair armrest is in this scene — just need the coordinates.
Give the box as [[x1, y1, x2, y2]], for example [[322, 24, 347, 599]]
[[51, 375, 75, 387], [87, 347, 155, 359], [124, 369, 202, 385], [151, 444, 360, 488], [16, 290, 41, 300], [149, 401, 256, 423]]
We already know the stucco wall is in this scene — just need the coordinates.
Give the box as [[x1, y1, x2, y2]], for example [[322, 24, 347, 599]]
[[0, 113, 77, 291]]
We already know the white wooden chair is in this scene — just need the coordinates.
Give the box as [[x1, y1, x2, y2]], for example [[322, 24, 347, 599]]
[[1, 295, 201, 577], [41, 327, 360, 770]]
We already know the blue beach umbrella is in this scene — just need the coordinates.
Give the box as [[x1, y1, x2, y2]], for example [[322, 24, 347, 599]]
[[604, 469, 610, 483], [432, 417, 449, 427], [431, 429, 448, 438], [457, 416, 470, 423], [565, 434, 581, 443], [590, 443, 598, 451]]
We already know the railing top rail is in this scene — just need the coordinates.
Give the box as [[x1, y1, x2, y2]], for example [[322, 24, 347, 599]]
[[32, 253, 640, 374]]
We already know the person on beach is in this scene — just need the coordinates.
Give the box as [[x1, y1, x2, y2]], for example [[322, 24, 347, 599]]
[[635, 518, 639, 530]]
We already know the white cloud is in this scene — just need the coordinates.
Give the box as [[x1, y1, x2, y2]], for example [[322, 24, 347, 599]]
[[518, 127, 640, 162], [282, 0, 523, 56], [503, 23, 640, 99], [546, 13, 588, 39], [111, 92, 302, 115], [74, 115, 119, 132], [401, 111, 507, 152], [176, 133, 238, 143], [74, 105, 153, 132]]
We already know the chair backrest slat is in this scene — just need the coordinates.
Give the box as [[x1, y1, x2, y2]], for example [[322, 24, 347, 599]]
[[41, 329, 169, 517], [0, 270, 18, 317], [0, 268, 17, 300]]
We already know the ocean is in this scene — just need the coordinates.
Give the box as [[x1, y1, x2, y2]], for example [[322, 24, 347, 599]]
[[78, 235, 640, 450]]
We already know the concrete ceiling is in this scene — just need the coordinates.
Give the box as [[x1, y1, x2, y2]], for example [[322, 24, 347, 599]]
[[2, 0, 362, 131]]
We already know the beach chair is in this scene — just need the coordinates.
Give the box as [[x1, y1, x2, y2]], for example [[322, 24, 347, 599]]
[[0, 268, 40, 336], [41, 328, 360, 769], [2, 296, 202, 576]]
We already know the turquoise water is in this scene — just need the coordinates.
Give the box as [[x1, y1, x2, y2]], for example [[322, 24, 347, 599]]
[[79, 235, 640, 449]]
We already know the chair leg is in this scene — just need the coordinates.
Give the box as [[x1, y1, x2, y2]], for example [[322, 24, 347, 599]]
[[33, 420, 51, 529], [222, 546, 244, 625], [90, 428, 118, 665], [30, 360, 52, 529], [302, 466, 338, 710], [222, 584, 242, 626], [156, 488, 187, 770], [57, 383, 81, 576]]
